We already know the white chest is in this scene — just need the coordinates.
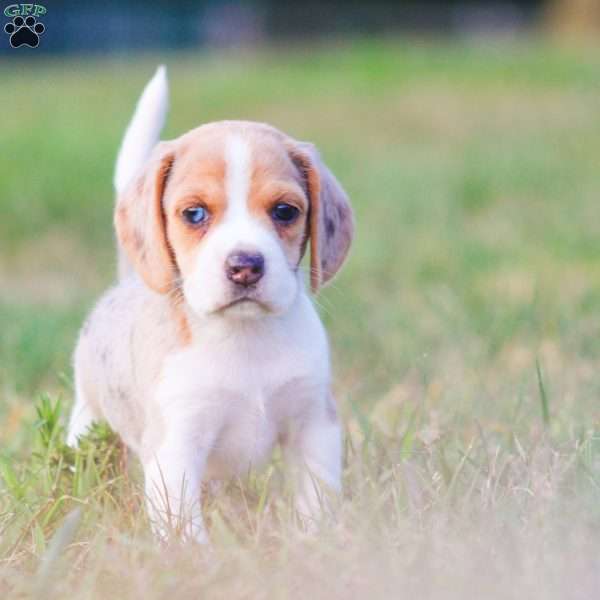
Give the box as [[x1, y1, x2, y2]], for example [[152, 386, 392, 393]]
[[156, 295, 330, 478]]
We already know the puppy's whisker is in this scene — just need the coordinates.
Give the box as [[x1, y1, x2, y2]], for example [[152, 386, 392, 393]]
[[298, 267, 340, 317], [309, 294, 335, 320]]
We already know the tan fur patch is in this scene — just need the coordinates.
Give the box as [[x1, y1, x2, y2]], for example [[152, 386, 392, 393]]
[[163, 134, 229, 278], [114, 149, 176, 294], [246, 136, 309, 267]]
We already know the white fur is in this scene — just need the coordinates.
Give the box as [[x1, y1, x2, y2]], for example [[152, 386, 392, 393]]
[[224, 134, 251, 219], [69, 71, 343, 544], [114, 65, 168, 195], [66, 373, 96, 446], [143, 291, 337, 541]]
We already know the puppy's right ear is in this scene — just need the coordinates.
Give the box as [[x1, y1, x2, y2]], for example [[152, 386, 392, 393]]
[[286, 141, 354, 293], [114, 141, 176, 294]]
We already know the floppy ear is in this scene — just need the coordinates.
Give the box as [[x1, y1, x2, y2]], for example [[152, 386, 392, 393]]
[[288, 141, 354, 292], [114, 142, 176, 294]]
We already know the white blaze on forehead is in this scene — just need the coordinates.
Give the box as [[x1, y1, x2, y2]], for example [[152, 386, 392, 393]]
[[184, 132, 301, 317], [224, 135, 251, 220]]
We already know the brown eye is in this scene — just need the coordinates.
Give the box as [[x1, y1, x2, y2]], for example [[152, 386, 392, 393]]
[[271, 203, 300, 224], [182, 206, 208, 225]]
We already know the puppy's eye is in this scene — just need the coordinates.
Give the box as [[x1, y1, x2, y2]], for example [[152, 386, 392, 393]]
[[182, 206, 208, 225], [271, 203, 300, 224]]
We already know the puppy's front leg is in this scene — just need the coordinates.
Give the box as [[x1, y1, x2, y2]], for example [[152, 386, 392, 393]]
[[285, 398, 342, 527], [142, 414, 216, 545]]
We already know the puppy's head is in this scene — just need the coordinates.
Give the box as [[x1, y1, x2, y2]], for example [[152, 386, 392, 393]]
[[115, 122, 353, 319]]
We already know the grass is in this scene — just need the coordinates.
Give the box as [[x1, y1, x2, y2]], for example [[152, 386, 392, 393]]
[[1, 38, 600, 598]]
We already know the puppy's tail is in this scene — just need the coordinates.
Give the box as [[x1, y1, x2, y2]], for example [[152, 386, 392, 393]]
[[114, 65, 169, 279], [114, 65, 169, 194]]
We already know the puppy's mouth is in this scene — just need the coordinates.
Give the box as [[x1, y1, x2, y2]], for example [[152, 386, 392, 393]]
[[216, 295, 271, 315]]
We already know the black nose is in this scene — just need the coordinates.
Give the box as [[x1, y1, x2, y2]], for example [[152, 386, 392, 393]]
[[225, 252, 265, 286]]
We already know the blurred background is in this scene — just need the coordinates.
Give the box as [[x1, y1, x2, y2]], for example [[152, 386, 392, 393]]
[[2, 0, 600, 55], [2, 0, 600, 447]]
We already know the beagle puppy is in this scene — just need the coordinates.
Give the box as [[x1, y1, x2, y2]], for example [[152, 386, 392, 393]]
[[67, 66, 354, 543]]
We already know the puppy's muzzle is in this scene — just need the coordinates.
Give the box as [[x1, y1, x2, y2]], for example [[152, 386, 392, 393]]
[[225, 251, 265, 287]]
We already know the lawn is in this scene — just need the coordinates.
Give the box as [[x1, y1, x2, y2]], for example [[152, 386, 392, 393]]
[[1, 39, 600, 598]]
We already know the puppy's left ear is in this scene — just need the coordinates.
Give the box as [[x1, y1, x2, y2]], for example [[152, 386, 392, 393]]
[[287, 141, 354, 293], [114, 141, 176, 294]]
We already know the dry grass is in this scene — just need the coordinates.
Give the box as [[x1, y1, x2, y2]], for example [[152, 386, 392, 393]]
[[1, 401, 598, 599], [1, 39, 600, 598]]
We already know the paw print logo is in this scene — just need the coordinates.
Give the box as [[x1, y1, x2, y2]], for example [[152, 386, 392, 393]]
[[4, 15, 45, 48]]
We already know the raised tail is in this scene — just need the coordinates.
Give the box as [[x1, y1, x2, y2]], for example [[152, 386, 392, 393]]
[[114, 65, 169, 279]]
